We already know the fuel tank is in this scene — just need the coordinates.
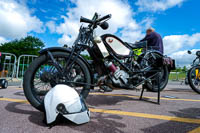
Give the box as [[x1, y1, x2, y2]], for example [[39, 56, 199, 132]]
[[101, 34, 131, 57]]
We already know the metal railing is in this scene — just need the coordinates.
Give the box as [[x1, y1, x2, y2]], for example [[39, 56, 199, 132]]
[[16, 55, 38, 79], [0, 52, 17, 80]]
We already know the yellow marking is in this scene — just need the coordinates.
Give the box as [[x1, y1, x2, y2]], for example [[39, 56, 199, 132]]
[[1, 97, 200, 125], [0, 98, 29, 104], [14, 88, 23, 90], [90, 108, 200, 124], [188, 127, 200, 133], [89, 93, 200, 102], [10, 88, 200, 102]]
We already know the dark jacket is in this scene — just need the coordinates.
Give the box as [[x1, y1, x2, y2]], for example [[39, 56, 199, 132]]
[[140, 31, 164, 54]]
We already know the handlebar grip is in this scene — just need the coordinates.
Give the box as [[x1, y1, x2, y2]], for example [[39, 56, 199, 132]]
[[80, 16, 94, 24], [97, 14, 112, 22]]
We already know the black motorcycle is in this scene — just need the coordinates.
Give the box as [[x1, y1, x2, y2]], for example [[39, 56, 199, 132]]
[[187, 50, 200, 94], [23, 13, 174, 111]]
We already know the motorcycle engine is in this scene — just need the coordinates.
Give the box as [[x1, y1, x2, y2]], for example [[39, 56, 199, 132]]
[[105, 61, 129, 86], [111, 69, 129, 86]]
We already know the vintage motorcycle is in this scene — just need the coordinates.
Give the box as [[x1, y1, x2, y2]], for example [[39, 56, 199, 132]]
[[187, 50, 200, 94], [23, 13, 174, 111]]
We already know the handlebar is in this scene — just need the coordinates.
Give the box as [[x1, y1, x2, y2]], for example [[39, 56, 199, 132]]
[[80, 14, 111, 24], [97, 14, 111, 22], [80, 16, 94, 24]]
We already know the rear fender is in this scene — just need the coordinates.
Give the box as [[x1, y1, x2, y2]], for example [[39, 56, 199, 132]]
[[143, 51, 175, 71], [143, 50, 164, 68]]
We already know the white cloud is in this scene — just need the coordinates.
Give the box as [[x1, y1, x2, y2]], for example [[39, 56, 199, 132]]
[[46, 21, 56, 33], [55, 0, 146, 46], [0, 36, 8, 44], [139, 17, 154, 30], [0, 0, 44, 39], [58, 34, 72, 45], [170, 49, 199, 67], [163, 33, 200, 55], [135, 0, 186, 12]]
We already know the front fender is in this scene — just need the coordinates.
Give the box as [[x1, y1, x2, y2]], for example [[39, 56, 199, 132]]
[[39, 47, 95, 88], [39, 47, 72, 54]]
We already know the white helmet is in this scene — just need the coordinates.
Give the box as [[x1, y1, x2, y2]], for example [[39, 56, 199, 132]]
[[44, 84, 90, 125]]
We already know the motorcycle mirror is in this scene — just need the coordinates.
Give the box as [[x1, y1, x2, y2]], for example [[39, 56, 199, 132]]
[[196, 51, 200, 57], [187, 50, 192, 54], [92, 12, 98, 21], [99, 21, 109, 30]]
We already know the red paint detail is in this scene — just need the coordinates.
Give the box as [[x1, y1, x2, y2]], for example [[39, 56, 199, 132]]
[[108, 38, 113, 43]]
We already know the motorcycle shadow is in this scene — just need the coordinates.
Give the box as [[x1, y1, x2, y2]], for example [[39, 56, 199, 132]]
[[52, 113, 126, 133], [87, 92, 155, 107], [4, 102, 126, 132], [5, 102, 46, 127]]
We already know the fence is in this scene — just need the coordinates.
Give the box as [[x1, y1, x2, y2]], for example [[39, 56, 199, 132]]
[[16, 55, 38, 79], [0, 52, 17, 80]]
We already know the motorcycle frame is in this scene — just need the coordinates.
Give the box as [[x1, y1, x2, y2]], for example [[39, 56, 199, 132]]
[[38, 14, 165, 88]]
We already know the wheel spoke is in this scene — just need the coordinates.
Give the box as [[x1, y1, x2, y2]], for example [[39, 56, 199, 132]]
[[31, 54, 89, 102]]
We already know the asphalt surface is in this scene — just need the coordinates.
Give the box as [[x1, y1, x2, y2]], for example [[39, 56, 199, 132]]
[[0, 81, 200, 133]]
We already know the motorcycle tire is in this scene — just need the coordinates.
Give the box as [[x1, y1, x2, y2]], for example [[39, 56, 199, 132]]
[[0, 79, 8, 89], [188, 65, 200, 94], [23, 51, 91, 112], [144, 65, 169, 92]]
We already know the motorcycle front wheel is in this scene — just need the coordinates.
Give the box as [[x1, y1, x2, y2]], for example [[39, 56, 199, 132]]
[[23, 51, 91, 112], [188, 65, 200, 94]]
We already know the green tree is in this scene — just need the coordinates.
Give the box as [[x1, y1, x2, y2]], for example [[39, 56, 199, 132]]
[[182, 66, 187, 72], [81, 54, 92, 60], [0, 36, 45, 57]]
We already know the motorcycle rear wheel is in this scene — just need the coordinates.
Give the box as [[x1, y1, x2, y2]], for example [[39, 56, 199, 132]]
[[144, 65, 169, 92], [23, 51, 91, 112], [139, 51, 169, 92]]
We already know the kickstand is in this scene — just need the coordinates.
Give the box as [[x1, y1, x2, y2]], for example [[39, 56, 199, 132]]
[[140, 72, 161, 104]]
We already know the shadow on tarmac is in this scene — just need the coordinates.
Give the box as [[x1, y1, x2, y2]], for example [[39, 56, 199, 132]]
[[87, 93, 159, 107], [5, 102, 46, 127], [87, 94, 135, 106], [14, 91, 25, 96], [141, 108, 200, 133], [5, 102, 127, 132], [59, 113, 126, 133]]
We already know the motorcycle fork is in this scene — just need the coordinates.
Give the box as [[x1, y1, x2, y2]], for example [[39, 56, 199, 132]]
[[64, 46, 84, 75], [46, 48, 82, 76], [47, 51, 63, 74]]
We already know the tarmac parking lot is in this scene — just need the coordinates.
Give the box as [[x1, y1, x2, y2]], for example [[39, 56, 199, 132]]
[[0, 81, 200, 133]]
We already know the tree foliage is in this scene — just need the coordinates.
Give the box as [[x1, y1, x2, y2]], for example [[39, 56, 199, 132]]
[[0, 36, 45, 57], [81, 54, 92, 60]]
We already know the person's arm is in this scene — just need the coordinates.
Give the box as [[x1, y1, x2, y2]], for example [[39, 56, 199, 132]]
[[140, 33, 153, 42], [140, 35, 148, 42]]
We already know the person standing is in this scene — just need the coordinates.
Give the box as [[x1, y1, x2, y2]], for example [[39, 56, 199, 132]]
[[140, 28, 164, 54]]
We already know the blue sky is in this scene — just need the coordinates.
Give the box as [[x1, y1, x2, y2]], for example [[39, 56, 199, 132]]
[[0, 0, 200, 66]]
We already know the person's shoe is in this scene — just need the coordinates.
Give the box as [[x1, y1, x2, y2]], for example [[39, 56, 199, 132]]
[[99, 85, 113, 92]]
